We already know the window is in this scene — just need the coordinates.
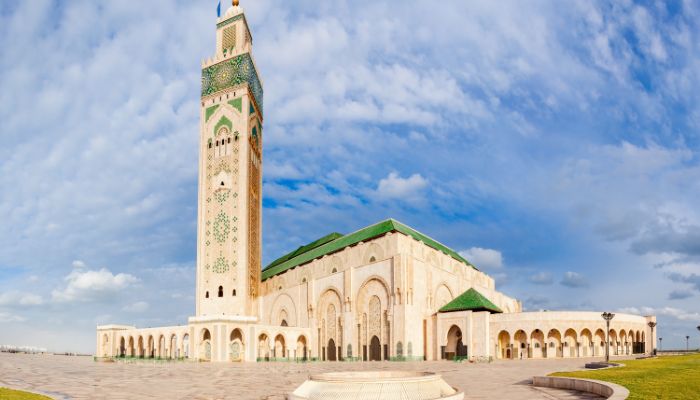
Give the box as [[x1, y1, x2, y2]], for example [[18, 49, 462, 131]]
[[281, 320, 288, 327], [208, 142, 212, 149], [302, 278, 307, 283], [228, 138, 231, 144], [216, 140, 219, 146], [205, 291, 209, 298], [331, 268, 337, 273], [369, 256, 376, 262], [232, 289, 236, 296], [218, 286, 223, 297]]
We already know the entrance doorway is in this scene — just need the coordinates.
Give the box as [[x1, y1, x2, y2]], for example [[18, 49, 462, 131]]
[[370, 336, 381, 361], [327, 339, 337, 361]]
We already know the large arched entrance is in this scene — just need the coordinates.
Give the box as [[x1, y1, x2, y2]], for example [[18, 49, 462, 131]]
[[182, 334, 190, 358], [230, 328, 244, 362], [274, 334, 286, 359], [119, 337, 126, 357], [369, 336, 381, 361], [445, 325, 466, 360], [327, 338, 337, 361], [497, 330, 511, 359], [297, 335, 308, 361], [258, 333, 270, 360], [170, 334, 178, 359], [201, 329, 211, 361]]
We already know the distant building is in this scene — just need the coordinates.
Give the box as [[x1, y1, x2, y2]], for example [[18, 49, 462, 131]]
[[97, 2, 656, 362]]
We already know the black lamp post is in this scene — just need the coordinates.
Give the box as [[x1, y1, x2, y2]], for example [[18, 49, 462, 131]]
[[697, 326, 700, 351], [659, 337, 663, 351], [648, 322, 657, 355], [602, 312, 615, 363]]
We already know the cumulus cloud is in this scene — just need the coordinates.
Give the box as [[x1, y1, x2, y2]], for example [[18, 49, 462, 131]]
[[51, 268, 139, 303], [560, 271, 589, 288], [459, 247, 503, 270], [376, 172, 428, 202], [529, 272, 553, 285], [667, 272, 700, 292], [619, 306, 700, 322], [668, 290, 693, 300], [0, 292, 43, 306]]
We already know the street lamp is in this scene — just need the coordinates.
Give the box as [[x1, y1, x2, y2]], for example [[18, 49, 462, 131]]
[[602, 312, 615, 363], [697, 326, 700, 351], [659, 337, 663, 351], [648, 322, 657, 355]]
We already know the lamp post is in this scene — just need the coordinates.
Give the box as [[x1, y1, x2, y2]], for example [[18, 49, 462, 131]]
[[659, 337, 663, 351], [697, 326, 700, 351], [602, 312, 615, 363], [648, 322, 657, 355], [687, 336, 690, 352]]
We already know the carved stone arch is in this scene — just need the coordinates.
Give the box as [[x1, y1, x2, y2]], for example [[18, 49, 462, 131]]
[[317, 287, 343, 321], [355, 276, 391, 318], [434, 283, 454, 309], [363, 242, 384, 264], [270, 292, 297, 326]]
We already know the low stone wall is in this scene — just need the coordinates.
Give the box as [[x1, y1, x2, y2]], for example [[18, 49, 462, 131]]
[[532, 376, 629, 399]]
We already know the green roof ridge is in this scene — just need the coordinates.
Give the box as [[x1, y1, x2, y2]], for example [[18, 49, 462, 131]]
[[261, 218, 478, 281], [265, 232, 344, 271], [438, 288, 502, 313]]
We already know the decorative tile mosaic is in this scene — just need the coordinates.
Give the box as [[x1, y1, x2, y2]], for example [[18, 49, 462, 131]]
[[201, 53, 263, 117]]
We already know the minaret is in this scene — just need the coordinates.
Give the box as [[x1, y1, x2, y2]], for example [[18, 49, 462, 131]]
[[196, 0, 262, 318]]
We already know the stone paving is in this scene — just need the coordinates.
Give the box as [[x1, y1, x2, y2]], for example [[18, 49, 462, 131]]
[[0, 353, 631, 399]]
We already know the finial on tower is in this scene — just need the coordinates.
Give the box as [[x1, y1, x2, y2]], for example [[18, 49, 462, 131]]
[[233, 0, 239, 6]]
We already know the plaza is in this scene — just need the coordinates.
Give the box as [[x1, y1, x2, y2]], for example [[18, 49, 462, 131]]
[[1, 352, 614, 399]]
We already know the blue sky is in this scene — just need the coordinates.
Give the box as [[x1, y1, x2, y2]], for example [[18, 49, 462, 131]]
[[1, 0, 699, 353]]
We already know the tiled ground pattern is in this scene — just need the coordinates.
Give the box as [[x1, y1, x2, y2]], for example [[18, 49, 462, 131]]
[[0, 353, 624, 399]]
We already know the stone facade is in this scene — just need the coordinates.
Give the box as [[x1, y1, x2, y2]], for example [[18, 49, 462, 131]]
[[96, 3, 656, 363]]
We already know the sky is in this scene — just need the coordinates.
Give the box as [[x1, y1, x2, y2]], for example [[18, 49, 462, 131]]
[[1, 0, 699, 353]]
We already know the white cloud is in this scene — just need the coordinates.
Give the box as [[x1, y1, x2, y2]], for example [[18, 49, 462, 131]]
[[529, 272, 553, 285], [376, 172, 428, 202], [618, 306, 700, 322], [51, 268, 139, 303], [0, 292, 43, 306], [459, 247, 503, 270], [0, 312, 26, 323], [122, 301, 149, 313], [72, 260, 86, 269], [561, 271, 589, 288]]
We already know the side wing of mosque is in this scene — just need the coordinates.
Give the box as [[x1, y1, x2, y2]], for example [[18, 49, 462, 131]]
[[96, 2, 656, 363]]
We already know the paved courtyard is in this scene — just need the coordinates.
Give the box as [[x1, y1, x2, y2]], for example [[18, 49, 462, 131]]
[[0, 353, 631, 399]]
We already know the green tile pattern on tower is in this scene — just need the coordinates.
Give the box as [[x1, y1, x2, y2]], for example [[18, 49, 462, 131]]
[[439, 288, 502, 313], [201, 53, 263, 117], [261, 219, 478, 281]]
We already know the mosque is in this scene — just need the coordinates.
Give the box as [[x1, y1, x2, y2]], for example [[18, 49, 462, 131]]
[[96, 1, 656, 363]]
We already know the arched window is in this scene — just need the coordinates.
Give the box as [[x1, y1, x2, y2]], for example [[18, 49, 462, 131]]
[[302, 278, 307, 283], [232, 289, 236, 296], [331, 268, 337, 273], [281, 320, 288, 327], [216, 140, 219, 146], [227, 138, 231, 144], [369, 256, 376, 262], [205, 291, 209, 298], [218, 286, 223, 297]]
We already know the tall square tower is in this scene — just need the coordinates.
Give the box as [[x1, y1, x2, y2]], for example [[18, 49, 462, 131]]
[[196, 3, 263, 318]]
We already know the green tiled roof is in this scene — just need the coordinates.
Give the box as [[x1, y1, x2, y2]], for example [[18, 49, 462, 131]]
[[265, 232, 343, 271], [261, 218, 477, 281], [438, 288, 502, 313]]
